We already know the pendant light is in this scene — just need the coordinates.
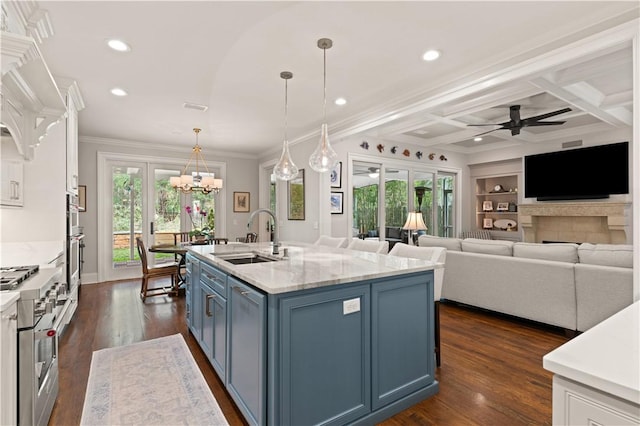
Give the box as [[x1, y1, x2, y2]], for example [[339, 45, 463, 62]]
[[274, 71, 299, 181], [309, 38, 338, 173]]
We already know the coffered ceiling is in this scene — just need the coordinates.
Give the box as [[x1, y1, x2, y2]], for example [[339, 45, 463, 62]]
[[34, 1, 638, 157]]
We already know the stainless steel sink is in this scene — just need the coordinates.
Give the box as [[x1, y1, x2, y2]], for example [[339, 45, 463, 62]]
[[216, 252, 279, 265]]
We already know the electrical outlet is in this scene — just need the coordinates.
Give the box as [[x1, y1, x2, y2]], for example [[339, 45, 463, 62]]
[[343, 298, 360, 315]]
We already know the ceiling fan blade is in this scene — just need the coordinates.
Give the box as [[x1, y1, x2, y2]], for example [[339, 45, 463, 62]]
[[525, 107, 571, 122], [467, 123, 505, 127], [523, 120, 566, 127], [473, 128, 503, 137]]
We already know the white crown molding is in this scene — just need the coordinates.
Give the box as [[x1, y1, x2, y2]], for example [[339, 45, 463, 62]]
[[80, 135, 258, 160], [55, 77, 86, 111]]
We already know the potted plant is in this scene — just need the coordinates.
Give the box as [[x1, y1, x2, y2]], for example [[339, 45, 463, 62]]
[[186, 206, 211, 241]]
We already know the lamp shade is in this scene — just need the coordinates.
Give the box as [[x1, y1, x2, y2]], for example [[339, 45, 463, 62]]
[[201, 176, 215, 187], [402, 212, 428, 231], [213, 179, 223, 189]]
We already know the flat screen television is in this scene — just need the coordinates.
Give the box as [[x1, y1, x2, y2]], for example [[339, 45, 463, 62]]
[[524, 141, 629, 201]]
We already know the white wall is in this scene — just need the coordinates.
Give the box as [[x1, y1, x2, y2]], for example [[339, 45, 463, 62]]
[[78, 138, 258, 281], [0, 121, 67, 244]]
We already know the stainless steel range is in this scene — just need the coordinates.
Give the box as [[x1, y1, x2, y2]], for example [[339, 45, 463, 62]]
[[3, 265, 68, 426]]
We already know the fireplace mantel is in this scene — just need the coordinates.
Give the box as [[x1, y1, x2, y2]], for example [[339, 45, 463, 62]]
[[519, 202, 631, 244]]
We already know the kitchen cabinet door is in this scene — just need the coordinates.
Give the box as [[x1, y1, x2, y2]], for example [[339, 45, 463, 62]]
[[227, 277, 266, 426], [278, 284, 371, 426], [0, 301, 18, 425], [1, 159, 24, 206], [200, 281, 227, 380], [185, 254, 200, 337], [371, 273, 435, 410]]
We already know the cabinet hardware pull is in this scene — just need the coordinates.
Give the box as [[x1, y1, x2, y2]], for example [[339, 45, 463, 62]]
[[205, 293, 216, 317], [232, 286, 251, 297]]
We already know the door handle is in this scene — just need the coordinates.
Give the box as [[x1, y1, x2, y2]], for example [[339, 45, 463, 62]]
[[150, 222, 154, 234]]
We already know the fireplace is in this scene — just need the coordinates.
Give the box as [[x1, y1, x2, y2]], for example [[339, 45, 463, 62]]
[[519, 202, 631, 244]]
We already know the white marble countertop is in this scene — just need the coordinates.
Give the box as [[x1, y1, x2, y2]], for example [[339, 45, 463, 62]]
[[0, 240, 65, 267], [543, 301, 640, 404], [188, 241, 438, 295], [0, 291, 20, 312]]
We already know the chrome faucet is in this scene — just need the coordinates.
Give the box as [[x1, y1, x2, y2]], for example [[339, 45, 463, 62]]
[[247, 208, 279, 255]]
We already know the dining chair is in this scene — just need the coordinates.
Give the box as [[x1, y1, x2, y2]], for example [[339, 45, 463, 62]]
[[136, 237, 180, 302], [388, 242, 447, 366], [347, 238, 389, 254], [314, 235, 348, 248]]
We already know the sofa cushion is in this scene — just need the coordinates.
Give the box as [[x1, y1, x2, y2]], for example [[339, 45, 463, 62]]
[[461, 238, 514, 256], [578, 243, 633, 268], [418, 235, 462, 251], [513, 242, 579, 263]]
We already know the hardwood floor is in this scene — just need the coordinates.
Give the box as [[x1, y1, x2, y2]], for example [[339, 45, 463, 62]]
[[49, 278, 569, 426]]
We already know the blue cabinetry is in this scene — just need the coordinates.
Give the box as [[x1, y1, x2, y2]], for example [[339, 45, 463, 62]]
[[185, 254, 199, 335], [187, 253, 438, 426], [228, 277, 266, 426], [277, 284, 371, 425]]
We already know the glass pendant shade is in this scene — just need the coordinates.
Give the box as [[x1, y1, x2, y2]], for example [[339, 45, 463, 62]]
[[274, 71, 299, 181], [309, 123, 338, 172], [309, 38, 339, 173]]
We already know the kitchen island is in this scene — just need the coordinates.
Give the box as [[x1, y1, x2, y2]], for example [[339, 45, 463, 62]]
[[187, 241, 440, 426]]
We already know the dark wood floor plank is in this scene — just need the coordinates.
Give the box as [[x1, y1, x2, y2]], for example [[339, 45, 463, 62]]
[[49, 280, 568, 426]]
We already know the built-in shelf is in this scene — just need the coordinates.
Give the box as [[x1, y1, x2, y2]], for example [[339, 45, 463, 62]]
[[475, 174, 520, 237]]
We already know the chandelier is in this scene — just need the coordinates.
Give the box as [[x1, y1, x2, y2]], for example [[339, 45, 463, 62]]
[[169, 128, 223, 194]]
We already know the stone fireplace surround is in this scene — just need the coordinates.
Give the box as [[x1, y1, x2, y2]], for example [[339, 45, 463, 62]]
[[519, 202, 632, 244]]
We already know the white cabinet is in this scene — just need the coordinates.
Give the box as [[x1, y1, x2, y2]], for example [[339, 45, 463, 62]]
[[1, 159, 24, 206], [552, 376, 640, 425], [56, 79, 84, 194], [0, 296, 18, 426]]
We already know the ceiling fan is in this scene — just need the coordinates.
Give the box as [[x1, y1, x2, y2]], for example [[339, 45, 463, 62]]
[[468, 105, 571, 136]]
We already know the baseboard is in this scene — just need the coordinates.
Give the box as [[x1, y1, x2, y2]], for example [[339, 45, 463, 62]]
[[81, 272, 99, 284]]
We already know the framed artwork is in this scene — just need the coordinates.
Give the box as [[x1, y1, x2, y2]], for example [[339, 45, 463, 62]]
[[330, 192, 343, 214], [330, 161, 342, 188], [78, 185, 87, 212], [482, 200, 493, 211], [496, 202, 509, 211], [288, 169, 305, 220], [483, 218, 493, 229], [233, 192, 250, 212]]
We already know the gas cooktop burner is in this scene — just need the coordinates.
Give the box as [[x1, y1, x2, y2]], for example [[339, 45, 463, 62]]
[[0, 265, 39, 291]]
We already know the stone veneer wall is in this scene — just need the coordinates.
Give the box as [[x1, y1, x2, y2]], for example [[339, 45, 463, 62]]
[[519, 202, 631, 244]]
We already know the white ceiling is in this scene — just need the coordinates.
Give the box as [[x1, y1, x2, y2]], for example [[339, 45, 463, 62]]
[[37, 1, 638, 157]]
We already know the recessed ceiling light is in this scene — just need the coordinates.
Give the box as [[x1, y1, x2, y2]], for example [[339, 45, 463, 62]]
[[110, 87, 128, 97], [335, 98, 347, 106], [107, 39, 131, 52], [474, 137, 483, 142], [422, 49, 440, 61]]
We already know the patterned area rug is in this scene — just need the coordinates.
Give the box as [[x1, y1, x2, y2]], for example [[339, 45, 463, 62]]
[[80, 334, 229, 425]]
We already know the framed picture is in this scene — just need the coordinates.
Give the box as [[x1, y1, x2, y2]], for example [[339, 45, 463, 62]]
[[482, 200, 493, 211], [483, 218, 493, 229], [330, 161, 342, 188], [330, 192, 343, 214], [233, 192, 250, 212], [78, 185, 87, 212], [496, 202, 509, 211], [288, 169, 305, 220]]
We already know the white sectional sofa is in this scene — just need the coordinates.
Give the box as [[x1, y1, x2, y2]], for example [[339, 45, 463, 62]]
[[418, 235, 634, 333]]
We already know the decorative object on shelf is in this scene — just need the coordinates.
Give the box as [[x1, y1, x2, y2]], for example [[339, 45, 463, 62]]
[[170, 128, 223, 194], [482, 200, 493, 211], [494, 219, 517, 230], [360, 141, 369, 150], [508, 202, 518, 212], [429, 153, 435, 160], [273, 71, 299, 181], [483, 218, 494, 229], [309, 38, 339, 173], [491, 184, 505, 193], [330, 191, 343, 214], [416, 151, 423, 159], [330, 161, 342, 188], [391, 146, 398, 154], [233, 192, 250, 213], [402, 149, 410, 157], [496, 202, 509, 211], [288, 169, 305, 220], [439, 154, 448, 161], [376, 143, 384, 153]]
